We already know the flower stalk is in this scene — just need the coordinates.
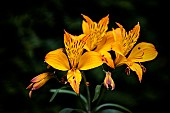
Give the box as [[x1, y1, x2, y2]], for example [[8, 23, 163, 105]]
[[81, 71, 91, 113]]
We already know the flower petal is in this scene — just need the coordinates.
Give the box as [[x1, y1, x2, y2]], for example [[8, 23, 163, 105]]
[[64, 31, 88, 68], [32, 73, 53, 90], [31, 73, 48, 82], [26, 83, 33, 90], [114, 54, 127, 67], [82, 20, 90, 34], [78, 51, 103, 70], [45, 48, 70, 71], [128, 42, 158, 62], [123, 22, 140, 55], [82, 14, 109, 51], [32, 78, 49, 90], [111, 28, 124, 56], [112, 28, 123, 42], [95, 31, 113, 52], [98, 14, 109, 33], [113, 22, 140, 56], [128, 62, 143, 82], [101, 51, 114, 68], [81, 14, 97, 34], [67, 69, 82, 94], [111, 42, 124, 56]]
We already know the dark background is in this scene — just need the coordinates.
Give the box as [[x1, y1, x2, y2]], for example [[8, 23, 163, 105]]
[[0, 0, 169, 113]]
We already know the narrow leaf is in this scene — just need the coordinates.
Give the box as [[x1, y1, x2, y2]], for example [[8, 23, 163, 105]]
[[92, 85, 102, 102], [49, 88, 88, 106], [59, 108, 86, 113], [49, 86, 68, 102], [94, 103, 133, 113], [49, 89, 59, 102], [97, 109, 125, 113]]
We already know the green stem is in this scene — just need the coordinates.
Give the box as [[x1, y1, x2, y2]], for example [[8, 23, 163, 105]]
[[82, 71, 91, 113]]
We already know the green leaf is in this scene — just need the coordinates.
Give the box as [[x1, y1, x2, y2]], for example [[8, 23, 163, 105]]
[[49, 88, 88, 110], [59, 108, 86, 113], [93, 103, 133, 113], [49, 86, 68, 102], [97, 109, 125, 113], [50, 88, 87, 104], [49, 89, 59, 102], [92, 85, 102, 102]]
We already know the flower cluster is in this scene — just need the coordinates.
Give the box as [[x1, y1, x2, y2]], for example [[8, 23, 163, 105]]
[[26, 14, 158, 97]]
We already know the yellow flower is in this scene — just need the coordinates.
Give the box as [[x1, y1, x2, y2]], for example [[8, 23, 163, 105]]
[[111, 22, 158, 82], [104, 71, 115, 90], [45, 31, 103, 94], [81, 14, 114, 68], [82, 14, 109, 51], [26, 72, 53, 98]]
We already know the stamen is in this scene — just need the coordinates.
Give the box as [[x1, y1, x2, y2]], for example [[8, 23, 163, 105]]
[[125, 67, 131, 75], [139, 63, 146, 73]]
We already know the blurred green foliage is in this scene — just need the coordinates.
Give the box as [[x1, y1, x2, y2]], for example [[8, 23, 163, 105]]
[[0, 0, 169, 113]]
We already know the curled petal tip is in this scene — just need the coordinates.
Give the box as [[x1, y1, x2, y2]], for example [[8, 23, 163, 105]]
[[29, 90, 33, 98]]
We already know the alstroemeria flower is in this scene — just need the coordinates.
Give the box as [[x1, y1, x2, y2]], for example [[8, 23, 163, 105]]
[[82, 14, 114, 68], [111, 22, 158, 82], [45, 31, 103, 94], [104, 71, 115, 90], [26, 72, 53, 98]]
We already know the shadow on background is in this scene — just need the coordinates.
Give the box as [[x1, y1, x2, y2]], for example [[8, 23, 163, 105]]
[[0, 0, 169, 113]]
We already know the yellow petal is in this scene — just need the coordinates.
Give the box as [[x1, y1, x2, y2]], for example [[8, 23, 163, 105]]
[[78, 51, 103, 70], [45, 48, 70, 71], [101, 51, 114, 68], [81, 14, 97, 33], [114, 53, 127, 67], [81, 14, 109, 51], [112, 28, 122, 42], [64, 31, 89, 68], [32, 78, 49, 90], [97, 14, 109, 33], [115, 22, 140, 56], [128, 42, 158, 62], [64, 30, 87, 41], [128, 62, 143, 82], [31, 73, 48, 82], [82, 20, 90, 34], [111, 28, 124, 56], [95, 31, 113, 52], [33, 73, 53, 90], [111, 42, 124, 56], [67, 69, 82, 94], [124, 22, 140, 55], [83, 44, 91, 51]]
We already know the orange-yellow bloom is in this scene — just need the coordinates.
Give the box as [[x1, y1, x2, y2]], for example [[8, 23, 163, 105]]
[[82, 14, 114, 68], [104, 71, 115, 90], [45, 31, 103, 94], [82, 14, 109, 51], [111, 22, 158, 82], [26, 72, 53, 98]]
